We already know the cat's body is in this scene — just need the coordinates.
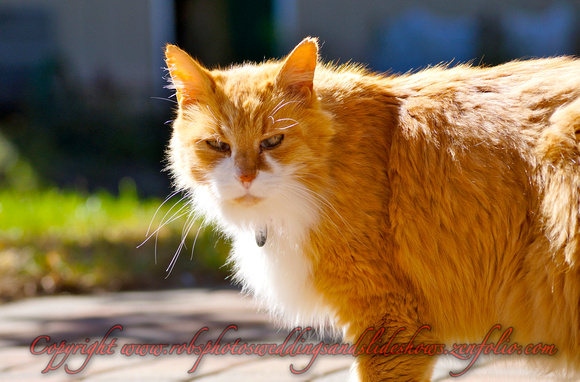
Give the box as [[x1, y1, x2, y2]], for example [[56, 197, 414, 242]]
[[165, 38, 580, 381]]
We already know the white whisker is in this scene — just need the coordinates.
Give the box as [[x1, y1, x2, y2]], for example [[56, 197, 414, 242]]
[[273, 118, 299, 130], [274, 118, 298, 124], [152, 210, 189, 264], [145, 190, 181, 237], [272, 99, 302, 116], [139, 192, 190, 266], [190, 223, 204, 260], [139, 195, 190, 248], [270, 99, 288, 116], [166, 213, 197, 277], [151, 96, 177, 104]]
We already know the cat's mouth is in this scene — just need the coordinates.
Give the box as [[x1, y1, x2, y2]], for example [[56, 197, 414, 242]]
[[233, 194, 263, 206]]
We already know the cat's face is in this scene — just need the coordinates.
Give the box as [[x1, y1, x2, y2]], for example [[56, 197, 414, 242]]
[[165, 38, 333, 234]]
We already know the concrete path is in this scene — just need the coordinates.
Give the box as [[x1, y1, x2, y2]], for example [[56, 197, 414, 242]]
[[0, 289, 576, 381]]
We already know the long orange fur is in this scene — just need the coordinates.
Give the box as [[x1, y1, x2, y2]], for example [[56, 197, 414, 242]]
[[164, 37, 580, 381]]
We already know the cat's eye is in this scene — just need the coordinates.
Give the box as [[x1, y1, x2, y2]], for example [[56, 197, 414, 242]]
[[260, 134, 284, 150], [206, 139, 230, 152]]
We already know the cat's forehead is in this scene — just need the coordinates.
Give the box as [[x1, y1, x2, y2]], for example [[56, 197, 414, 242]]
[[212, 63, 280, 103]]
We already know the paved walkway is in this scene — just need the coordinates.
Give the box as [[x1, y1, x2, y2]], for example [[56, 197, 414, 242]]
[[0, 289, 576, 381]]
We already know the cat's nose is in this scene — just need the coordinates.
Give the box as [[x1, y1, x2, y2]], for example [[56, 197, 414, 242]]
[[239, 173, 256, 188]]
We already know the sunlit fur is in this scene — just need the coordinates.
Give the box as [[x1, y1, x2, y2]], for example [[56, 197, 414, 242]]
[[165, 38, 580, 381]]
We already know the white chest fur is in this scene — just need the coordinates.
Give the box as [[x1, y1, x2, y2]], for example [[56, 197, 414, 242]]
[[229, 227, 330, 327]]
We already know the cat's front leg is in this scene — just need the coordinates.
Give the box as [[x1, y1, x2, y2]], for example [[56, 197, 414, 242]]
[[351, 349, 436, 382], [347, 299, 438, 381]]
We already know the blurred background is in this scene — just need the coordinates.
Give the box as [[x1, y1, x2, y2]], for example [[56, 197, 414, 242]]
[[0, 0, 579, 301]]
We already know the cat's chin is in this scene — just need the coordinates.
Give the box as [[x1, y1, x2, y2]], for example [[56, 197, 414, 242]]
[[193, 179, 320, 242], [232, 194, 263, 207]]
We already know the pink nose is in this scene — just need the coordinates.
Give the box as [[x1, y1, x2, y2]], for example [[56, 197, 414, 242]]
[[239, 173, 256, 183]]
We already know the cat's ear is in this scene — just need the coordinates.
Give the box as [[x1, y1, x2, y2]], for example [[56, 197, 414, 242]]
[[276, 37, 318, 101], [165, 44, 213, 105]]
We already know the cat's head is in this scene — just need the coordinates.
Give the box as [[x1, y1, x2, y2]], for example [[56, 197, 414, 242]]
[[164, 38, 334, 238]]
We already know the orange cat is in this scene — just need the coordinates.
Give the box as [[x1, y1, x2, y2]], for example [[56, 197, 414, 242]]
[[164, 37, 580, 381]]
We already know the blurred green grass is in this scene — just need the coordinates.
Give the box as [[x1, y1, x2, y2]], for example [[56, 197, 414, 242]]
[[0, 182, 231, 302]]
